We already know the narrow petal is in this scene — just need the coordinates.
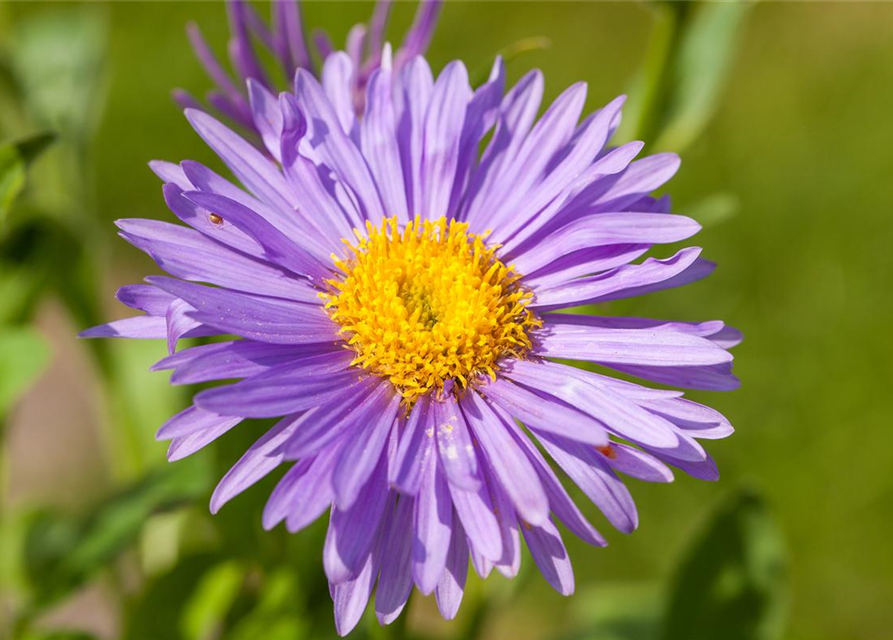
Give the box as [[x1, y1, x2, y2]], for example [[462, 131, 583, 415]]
[[390, 396, 433, 494], [325, 458, 389, 584], [146, 276, 337, 345], [419, 61, 472, 219], [522, 518, 575, 596], [531, 247, 710, 310], [332, 523, 385, 637], [194, 361, 360, 419], [503, 360, 680, 449], [209, 415, 301, 513], [511, 212, 701, 276], [412, 444, 453, 594], [537, 323, 733, 368], [156, 405, 241, 441], [537, 433, 639, 534], [482, 378, 609, 446], [333, 389, 401, 509], [461, 391, 549, 526], [435, 516, 468, 620], [375, 495, 414, 625], [432, 395, 480, 491]]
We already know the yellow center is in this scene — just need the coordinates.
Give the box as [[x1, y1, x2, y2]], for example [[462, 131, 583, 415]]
[[321, 216, 541, 403]]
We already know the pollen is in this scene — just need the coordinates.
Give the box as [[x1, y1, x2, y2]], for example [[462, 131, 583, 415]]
[[321, 216, 541, 404]]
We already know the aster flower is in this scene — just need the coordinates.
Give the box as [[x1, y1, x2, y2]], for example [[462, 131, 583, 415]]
[[83, 47, 740, 635], [177, 0, 441, 131]]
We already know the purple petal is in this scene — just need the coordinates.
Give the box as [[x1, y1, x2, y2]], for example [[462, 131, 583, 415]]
[[537, 322, 733, 368], [432, 395, 480, 491], [511, 212, 701, 276], [522, 518, 575, 596], [165, 299, 199, 354], [461, 391, 549, 526], [482, 378, 609, 446], [185, 108, 297, 218], [390, 396, 433, 494], [325, 457, 389, 584], [282, 380, 387, 458], [374, 494, 414, 625], [293, 69, 384, 223], [502, 360, 680, 449], [395, 56, 433, 215], [599, 443, 674, 483], [193, 361, 360, 419], [435, 516, 468, 620], [149, 160, 192, 189], [116, 217, 320, 300], [531, 247, 710, 310], [79, 316, 168, 340], [156, 405, 241, 441], [419, 61, 472, 219], [537, 433, 639, 534], [116, 284, 175, 316], [262, 447, 338, 532], [154, 340, 341, 386], [333, 389, 400, 509], [361, 64, 409, 222], [412, 445, 453, 594], [167, 417, 241, 462], [145, 275, 337, 345], [209, 415, 301, 514], [322, 52, 356, 135], [181, 190, 330, 281], [332, 522, 384, 637], [247, 80, 283, 159]]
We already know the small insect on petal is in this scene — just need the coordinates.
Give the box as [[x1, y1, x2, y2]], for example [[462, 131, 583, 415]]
[[208, 213, 224, 225]]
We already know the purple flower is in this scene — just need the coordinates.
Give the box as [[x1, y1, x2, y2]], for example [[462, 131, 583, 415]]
[[177, 0, 442, 131], [83, 49, 740, 635]]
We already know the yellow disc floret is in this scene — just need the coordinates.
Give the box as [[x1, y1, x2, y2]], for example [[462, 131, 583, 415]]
[[321, 216, 541, 403]]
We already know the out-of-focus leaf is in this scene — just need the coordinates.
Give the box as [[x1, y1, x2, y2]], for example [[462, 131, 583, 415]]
[[227, 570, 307, 640], [122, 554, 223, 640], [8, 10, 107, 141], [19, 631, 99, 640], [619, 1, 752, 153], [661, 489, 788, 640], [22, 462, 212, 608], [0, 132, 54, 223], [181, 561, 245, 640], [565, 582, 662, 640], [0, 326, 51, 418], [654, 1, 753, 152], [685, 192, 741, 228]]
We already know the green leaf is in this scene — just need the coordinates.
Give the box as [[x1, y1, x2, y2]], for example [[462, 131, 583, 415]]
[[122, 554, 224, 640], [662, 489, 789, 640], [0, 326, 51, 418], [685, 192, 740, 229], [181, 561, 246, 640], [0, 132, 55, 223], [618, 1, 753, 153], [654, 1, 753, 152], [567, 582, 662, 640], [8, 10, 108, 141], [227, 570, 308, 640], [22, 462, 212, 609]]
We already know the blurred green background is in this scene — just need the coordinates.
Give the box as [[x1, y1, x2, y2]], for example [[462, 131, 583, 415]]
[[1, 2, 892, 639]]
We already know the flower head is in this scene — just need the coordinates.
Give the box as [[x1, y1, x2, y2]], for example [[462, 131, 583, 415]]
[[177, 0, 442, 131], [84, 48, 740, 635]]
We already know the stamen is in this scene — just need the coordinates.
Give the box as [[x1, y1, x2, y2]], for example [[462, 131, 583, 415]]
[[321, 216, 540, 404]]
